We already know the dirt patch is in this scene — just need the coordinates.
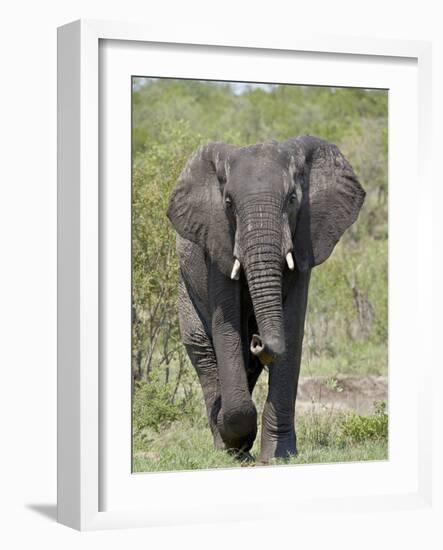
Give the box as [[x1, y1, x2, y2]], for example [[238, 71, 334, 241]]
[[296, 376, 388, 415]]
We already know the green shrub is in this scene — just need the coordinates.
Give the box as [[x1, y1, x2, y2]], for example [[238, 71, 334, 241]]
[[296, 401, 388, 453], [132, 366, 205, 452], [338, 401, 388, 446], [133, 375, 182, 435]]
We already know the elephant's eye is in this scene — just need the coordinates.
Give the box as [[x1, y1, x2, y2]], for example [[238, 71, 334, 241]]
[[225, 195, 233, 208], [289, 192, 297, 204]]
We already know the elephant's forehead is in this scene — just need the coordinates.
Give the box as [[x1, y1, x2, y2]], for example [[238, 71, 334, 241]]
[[230, 151, 285, 176], [232, 142, 282, 160], [228, 157, 290, 194], [226, 142, 294, 193]]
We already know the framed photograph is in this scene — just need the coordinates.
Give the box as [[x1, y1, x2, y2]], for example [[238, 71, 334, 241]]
[[58, 20, 435, 531]]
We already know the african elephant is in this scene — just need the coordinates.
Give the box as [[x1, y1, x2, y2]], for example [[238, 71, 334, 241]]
[[167, 136, 365, 463]]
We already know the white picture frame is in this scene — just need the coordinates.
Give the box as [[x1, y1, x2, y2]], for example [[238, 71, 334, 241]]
[[57, 19, 436, 532]]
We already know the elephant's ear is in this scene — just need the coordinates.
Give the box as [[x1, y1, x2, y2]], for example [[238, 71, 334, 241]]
[[286, 136, 365, 271], [167, 142, 236, 278]]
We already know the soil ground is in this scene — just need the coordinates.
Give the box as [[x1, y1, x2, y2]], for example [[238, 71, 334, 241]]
[[296, 375, 388, 415]]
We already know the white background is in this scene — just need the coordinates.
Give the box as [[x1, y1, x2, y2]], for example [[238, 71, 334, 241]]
[[0, 1, 441, 549]]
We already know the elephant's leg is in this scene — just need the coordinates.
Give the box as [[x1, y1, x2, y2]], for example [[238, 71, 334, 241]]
[[210, 267, 258, 453], [258, 269, 311, 462], [184, 343, 224, 450], [178, 277, 223, 450]]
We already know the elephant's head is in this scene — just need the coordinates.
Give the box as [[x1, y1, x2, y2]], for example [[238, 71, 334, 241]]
[[167, 136, 365, 365]]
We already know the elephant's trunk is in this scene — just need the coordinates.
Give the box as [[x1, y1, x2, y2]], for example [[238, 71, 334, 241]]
[[237, 195, 285, 365]]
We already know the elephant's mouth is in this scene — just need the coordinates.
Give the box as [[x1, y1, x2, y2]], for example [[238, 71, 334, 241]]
[[250, 334, 285, 366]]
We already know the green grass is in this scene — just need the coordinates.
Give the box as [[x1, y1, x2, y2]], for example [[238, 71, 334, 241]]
[[133, 370, 388, 473], [301, 342, 388, 377], [133, 409, 388, 473]]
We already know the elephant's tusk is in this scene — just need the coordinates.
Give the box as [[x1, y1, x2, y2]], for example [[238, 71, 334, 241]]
[[286, 252, 295, 271], [231, 258, 241, 280]]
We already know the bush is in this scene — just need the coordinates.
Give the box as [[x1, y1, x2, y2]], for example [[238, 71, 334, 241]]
[[296, 401, 388, 452], [338, 401, 388, 446], [133, 374, 182, 434], [132, 367, 205, 452]]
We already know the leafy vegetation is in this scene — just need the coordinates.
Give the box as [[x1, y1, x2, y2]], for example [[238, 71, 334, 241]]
[[131, 78, 388, 470], [338, 401, 388, 446]]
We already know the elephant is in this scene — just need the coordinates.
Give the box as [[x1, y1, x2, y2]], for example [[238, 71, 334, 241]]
[[167, 135, 365, 463]]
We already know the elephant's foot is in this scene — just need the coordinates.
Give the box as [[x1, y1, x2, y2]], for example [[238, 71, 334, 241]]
[[217, 401, 258, 453], [227, 448, 255, 464], [257, 434, 297, 464], [259, 403, 297, 463], [212, 430, 226, 451]]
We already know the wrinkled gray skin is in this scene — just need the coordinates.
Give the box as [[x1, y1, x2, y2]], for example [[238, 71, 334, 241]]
[[167, 136, 365, 462]]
